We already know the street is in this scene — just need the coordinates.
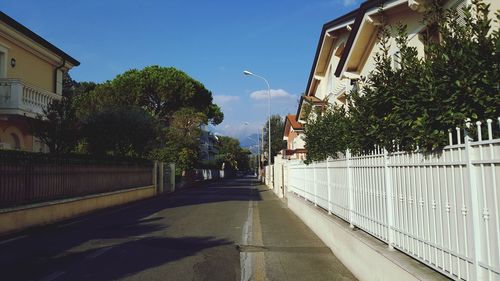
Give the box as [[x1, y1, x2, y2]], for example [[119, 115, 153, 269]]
[[0, 177, 356, 281]]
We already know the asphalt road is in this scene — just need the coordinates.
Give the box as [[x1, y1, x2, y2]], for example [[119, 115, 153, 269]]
[[0, 176, 356, 281]]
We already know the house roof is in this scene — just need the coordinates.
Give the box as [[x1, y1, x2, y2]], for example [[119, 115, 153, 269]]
[[283, 114, 303, 140], [303, 95, 327, 105], [0, 11, 80, 66], [334, 0, 385, 77], [295, 94, 330, 122], [287, 114, 303, 130], [303, 0, 390, 98], [303, 9, 359, 98]]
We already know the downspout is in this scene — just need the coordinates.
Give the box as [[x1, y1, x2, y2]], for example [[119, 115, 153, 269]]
[[53, 58, 65, 94]]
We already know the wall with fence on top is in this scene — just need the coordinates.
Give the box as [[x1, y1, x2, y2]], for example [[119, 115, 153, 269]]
[[283, 118, 500, 281], [0, 152, 154, 209]]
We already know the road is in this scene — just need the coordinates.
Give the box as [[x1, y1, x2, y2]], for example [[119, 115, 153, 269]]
[[0, 177, 356, 281]]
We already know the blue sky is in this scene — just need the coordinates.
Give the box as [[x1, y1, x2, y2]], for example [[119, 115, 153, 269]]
[[2, 0, 359, 139]]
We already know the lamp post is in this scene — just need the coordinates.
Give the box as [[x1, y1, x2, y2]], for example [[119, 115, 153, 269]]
[[243, 70, 272, 167]]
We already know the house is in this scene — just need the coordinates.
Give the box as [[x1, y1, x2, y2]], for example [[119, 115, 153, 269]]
[[282, 114, 306, 160], [296, 8, 358, 125], [199, 125, 219, 163], [0, 11, 79, 151], [297, 0, 499, 127]]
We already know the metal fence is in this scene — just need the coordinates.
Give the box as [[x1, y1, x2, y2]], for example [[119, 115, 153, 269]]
[[0, 152, 154, 208], [282, 118, 500, 281]]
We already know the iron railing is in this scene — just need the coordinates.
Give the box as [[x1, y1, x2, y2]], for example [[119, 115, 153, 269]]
[[0, 151, 153, 208], [271, 117, 500, 281]]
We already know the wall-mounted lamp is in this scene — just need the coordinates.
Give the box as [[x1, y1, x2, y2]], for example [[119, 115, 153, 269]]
[[10, 58, 16, 67]]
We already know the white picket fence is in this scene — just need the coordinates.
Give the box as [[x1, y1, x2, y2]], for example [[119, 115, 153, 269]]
[[279, 118, 500, 281]]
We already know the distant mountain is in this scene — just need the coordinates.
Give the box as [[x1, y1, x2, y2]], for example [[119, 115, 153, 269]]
[[239, 133, 260, 154]]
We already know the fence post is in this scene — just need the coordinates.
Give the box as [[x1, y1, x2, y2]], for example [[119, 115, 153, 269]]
[[347, 149, 355, 228], [152, 161, 158, 193], [465, 124, 483, 281], [169, 163, 176, 192], [384, 148, 395, 249], [327, 158, 332, 214], [158, 162, 164, 194], [304, 162, 307, 201], [313, 162, 318, 206], [281, 164, 285, 197]]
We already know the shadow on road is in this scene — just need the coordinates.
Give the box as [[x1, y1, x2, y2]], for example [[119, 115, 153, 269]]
[[0, 176, 260, 280]]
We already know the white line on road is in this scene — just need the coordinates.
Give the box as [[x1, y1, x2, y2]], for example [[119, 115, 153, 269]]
[[0, 235, 27, 245], [38, 271, 65, 281], [241, 199, 254, 281], [87, 246, 114, 259]]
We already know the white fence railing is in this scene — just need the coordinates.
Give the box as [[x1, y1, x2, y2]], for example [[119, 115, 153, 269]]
[[281, 118, 500, 281], [0, 78, 61, 117]]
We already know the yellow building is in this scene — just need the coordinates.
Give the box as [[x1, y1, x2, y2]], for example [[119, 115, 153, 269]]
[[0, 11, 79, 151]]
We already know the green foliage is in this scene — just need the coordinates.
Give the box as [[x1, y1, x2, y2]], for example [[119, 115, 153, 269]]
[[263, 114, 287, 164], [304, 0, 499, 161], [215, 136, 250, 171], [74, 65, 223, 125], [35, 67, 225, 176], [149, 108, 206, 174], [30, 97, 79, 154], [303, 105, 351, 164], [80, 107, 158, 157]]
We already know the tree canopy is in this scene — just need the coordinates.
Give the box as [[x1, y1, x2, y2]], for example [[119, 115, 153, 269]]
[[32, 66, 225, 174], [216, 136, 251, 171], [74, 66, 223, 126], [263, 115, 287, 164]]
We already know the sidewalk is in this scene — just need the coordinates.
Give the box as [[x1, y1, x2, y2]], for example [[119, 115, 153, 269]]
[[247, 183, 357, 281]]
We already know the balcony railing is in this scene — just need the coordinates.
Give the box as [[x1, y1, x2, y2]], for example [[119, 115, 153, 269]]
[[0, 78, 61, 118]]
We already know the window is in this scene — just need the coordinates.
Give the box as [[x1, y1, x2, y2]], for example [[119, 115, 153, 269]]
[[0, 45, 7, 79]]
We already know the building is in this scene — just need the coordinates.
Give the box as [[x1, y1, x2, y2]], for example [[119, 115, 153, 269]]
[[296, 0, 499, 128], [0, 11, 79, 151], [199, 125, 219, 163], [282, 114, 306, 160]]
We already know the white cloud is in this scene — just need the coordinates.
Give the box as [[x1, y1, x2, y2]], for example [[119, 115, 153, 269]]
[[216, 122, 262, 139], [250, 89, 296, 101], [214, 95, 240, 104], [342, 0, 357, 6]]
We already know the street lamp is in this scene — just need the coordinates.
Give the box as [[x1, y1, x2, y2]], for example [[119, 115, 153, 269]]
[[243, 70, 272, 166]]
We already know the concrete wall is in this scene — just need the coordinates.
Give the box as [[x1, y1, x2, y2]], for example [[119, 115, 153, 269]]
[[287, 193, 448, 281], [0, 186, 156, 235]]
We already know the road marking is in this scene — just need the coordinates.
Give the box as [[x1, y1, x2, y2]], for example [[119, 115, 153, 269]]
[[59, 219, 85, 228], [240, 187, 267, 281], [252, 200, 266, 281], [241, 200, 254, 281], [0, 235, 27, 245], [87, 246, 113, 259], [38, 271, 65, 281]]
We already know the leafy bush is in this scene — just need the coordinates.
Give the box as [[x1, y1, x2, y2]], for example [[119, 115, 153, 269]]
[[304, 0, 499, 162]]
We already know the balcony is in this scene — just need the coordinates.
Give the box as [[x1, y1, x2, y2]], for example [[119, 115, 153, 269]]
[[0, 79, 61, 118]]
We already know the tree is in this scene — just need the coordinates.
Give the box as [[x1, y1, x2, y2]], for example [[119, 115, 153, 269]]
[[263, 115, 287, 164], [150, 108, 207, 174], [303, 105, 351, 164], [74, 66, 223, 126], [303, 0, 499, 162], [30, 96, 79, 153], [215, 136, 250, 171], [80, 107, 158, 157]]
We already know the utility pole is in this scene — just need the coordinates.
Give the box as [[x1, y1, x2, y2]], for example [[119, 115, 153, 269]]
[[261, 127, 264, 180]]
